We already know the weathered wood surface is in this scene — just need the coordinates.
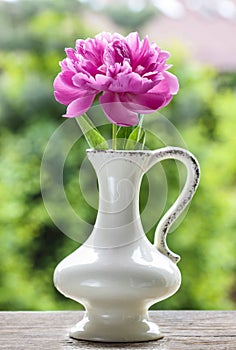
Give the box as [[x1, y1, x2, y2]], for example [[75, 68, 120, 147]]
[[0, 311, 235, 350]]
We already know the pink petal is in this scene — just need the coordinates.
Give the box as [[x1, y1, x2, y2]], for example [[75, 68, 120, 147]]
[[100, 92, 138, 126], [157, 51, 170, 64], [72, 73, 96, 89], [120, 92, 167, 114], [65, 48, 77, 60], [64, 94, 96, 118], [108, 72, 140, 93], [94, 74, 111, 89], [151, 71, 179, 95], [108, 71, 153, 94], [126, 32, 140, 53], [54, 73, 84, 105], [73, 72, 110, 91]]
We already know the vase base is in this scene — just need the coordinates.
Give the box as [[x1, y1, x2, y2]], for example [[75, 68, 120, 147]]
[[69, 313, 163, 342]]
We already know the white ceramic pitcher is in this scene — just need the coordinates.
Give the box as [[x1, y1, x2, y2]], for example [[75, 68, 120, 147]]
[[54, 147, 200, 342]]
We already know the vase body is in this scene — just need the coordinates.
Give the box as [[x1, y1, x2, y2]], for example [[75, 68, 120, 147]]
[[54, 148, 200, 342]]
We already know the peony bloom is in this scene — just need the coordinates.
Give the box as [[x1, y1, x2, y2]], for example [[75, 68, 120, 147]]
[[54, 32, 179, 126]]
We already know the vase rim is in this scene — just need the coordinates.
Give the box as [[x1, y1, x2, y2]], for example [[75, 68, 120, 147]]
[[86, 149, 153, 155]]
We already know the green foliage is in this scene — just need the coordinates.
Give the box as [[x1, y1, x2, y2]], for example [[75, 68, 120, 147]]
[[75, 115, 109, 150], [0, 0, 87, 310], [125, 125, 146, 150], [104, 2, 155, 32], [152, 52, 236, 310], [0, 0, 235, 311]]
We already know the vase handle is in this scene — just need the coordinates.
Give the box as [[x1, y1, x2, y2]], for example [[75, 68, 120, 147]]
[[148, 147, 200, 264]]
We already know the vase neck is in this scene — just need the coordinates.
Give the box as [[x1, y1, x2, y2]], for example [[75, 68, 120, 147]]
[[87, 151, 150, 247]]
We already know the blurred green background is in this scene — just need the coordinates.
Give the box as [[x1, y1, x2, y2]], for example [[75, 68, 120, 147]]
[[0, 0, 236, 311]]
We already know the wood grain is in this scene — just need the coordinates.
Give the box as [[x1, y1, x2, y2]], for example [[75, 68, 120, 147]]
[[0, 311, 235, 350]]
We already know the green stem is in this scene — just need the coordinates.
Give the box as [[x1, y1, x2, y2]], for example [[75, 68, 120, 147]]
[[137, 114, 144, 141], [112, 123, 117, 150]]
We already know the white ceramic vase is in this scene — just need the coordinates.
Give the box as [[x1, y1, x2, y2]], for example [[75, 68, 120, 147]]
[[54, 147, 200, 342]]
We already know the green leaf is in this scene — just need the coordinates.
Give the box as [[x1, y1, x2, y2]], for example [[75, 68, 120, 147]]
[[143, 129, 164, 150], [112, 123, 118, 150], [115, 126, 133, 150], [75, 114, 109, 150], [140, 130, 146, 150], [125, 126, 145, 150]]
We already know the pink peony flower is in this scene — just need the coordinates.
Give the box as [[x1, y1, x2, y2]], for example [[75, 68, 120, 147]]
[[54, 32, 179, 126]]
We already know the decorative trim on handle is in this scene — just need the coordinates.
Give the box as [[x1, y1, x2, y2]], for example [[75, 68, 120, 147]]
[[148, 147, 200, 264]]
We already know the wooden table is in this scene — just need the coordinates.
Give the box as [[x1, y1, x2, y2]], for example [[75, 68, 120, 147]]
[[0, 311, 235, 349]]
